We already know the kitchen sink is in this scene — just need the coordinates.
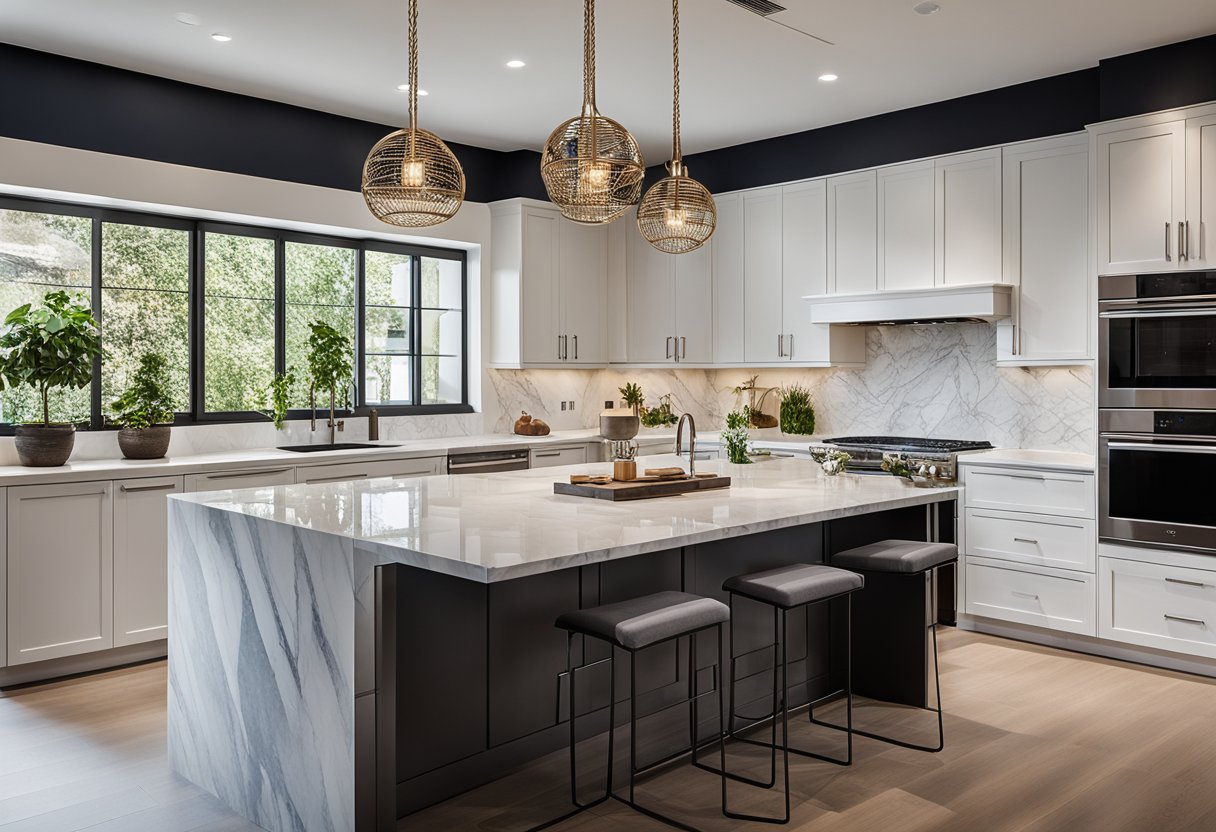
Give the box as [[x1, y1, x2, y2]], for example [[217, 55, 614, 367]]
[[277, 443, 401, 453]]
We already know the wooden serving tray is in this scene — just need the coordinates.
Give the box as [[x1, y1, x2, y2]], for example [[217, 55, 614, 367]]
[[554, 474, 731, 501]]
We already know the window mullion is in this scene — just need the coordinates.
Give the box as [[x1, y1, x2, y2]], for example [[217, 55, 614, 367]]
[[274, 235, 286, 378], [356, 247, 367, 409], [90, 218, 103, 430], [412, 254, 422, 407]]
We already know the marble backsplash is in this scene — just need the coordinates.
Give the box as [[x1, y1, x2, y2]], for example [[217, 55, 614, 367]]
[[487, 324, 1095, 454]]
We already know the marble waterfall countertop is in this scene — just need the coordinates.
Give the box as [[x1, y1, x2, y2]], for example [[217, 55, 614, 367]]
[[171, 454, 959, 583]]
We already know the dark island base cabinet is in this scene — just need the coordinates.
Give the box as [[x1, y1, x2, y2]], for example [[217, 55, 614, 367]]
[[392, 501, 955, 818]]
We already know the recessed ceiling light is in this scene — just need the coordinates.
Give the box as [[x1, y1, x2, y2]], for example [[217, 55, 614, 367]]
[[396, 84, 428, 95], [174, 12, 200, 26], [818, 73, 838, 82], [506, 60, 526, 69], [210, 32, 232, 42], [913, 1, 941, 14]]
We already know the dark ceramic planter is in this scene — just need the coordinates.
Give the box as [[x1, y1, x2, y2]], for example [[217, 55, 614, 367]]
[[117, 426, 171, 460], [14, 424, 76, 467]]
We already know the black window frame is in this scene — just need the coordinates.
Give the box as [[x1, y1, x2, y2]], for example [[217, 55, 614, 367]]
[[0, 193, 471, 435]]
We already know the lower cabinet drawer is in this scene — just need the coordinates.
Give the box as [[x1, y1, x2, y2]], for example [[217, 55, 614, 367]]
[[965, 557, 1095, 635], [1099, 557, 1216, 659], [965, 508, 1095, 571], [530, 446, 588, 469]]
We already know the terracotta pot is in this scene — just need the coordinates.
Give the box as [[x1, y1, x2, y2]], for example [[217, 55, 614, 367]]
[[14, 424, 76, 467], [117, 426, 172, 460]]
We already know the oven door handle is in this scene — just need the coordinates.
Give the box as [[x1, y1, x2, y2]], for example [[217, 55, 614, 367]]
[[1099, 308, 1216, 320], [1106, 441, 1216, 454], [1099, 295, 1216, 310]]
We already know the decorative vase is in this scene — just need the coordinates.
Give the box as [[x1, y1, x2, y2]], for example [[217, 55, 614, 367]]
[[117, 426, 172, 460], [14, 424, 76, 467]]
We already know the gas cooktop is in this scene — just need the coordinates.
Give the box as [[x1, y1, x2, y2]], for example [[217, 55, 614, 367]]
[[825, 436, 994, 453]]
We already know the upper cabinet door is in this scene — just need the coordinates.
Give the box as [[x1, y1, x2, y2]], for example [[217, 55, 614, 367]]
[[711, 193, 745, 364], [559, 218, 607, 364], [675, 242, 713, 363], [827, 170, 878, 295], [1096, 120, 1186, 275], [935, 149, 1002, 286], [626, 214, 676, 363], [520, 207, 562, 364], [781, 180, 828, 359], [743, 188, 784, 363], [1186, 114, 1216, 270], [877, 161, 936, 291]]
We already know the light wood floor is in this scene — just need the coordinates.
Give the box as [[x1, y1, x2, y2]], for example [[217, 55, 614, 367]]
[[3, 629, 1216, 831]]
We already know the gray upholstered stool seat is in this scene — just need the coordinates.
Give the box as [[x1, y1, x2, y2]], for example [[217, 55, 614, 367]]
[[831, 539, 958, 574], [723, 563, 863, 609], [555, 590, 729, 650]]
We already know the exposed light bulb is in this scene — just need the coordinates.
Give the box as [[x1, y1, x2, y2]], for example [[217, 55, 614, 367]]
[[579, 161, 611, 192], [664, 206, 688, 230], [402, 159, 426, 188]]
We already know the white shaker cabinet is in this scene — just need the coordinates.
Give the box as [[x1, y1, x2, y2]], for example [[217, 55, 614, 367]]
[[295, 456, 445, 484], [743, 187, 784, 363], [877, 160, 936, 291], [674, 241, 713, 363], [625, 209, 710, 364], [7, 481, 113, 665], [1095, 120, 1186, 275], [1186, 113, 1216, 270], [114, 476, 183, 648], [559, 217, 608, 364], [935, 149, 1003, 286], [999, 135, 1091, 364], [827, 170, 878, 294], [711, 192, 745, 364]]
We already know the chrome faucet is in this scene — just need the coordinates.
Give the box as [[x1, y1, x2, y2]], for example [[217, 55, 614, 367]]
[[675, 413, 697, 478]]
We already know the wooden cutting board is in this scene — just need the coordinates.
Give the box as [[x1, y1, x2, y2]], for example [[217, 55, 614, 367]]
[[554, 474, 731, 501]]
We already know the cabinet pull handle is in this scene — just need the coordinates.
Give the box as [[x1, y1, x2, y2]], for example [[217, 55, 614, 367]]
[[680, 336, 686, 360], [666, 336, 674, 360], [1180, 221, 1187, 262], [1013, 537, 1039, 545], [558, 335, 563, 361], [787, 333, 793, 358], [572, 334, 578, 360], [1184, 220, 1190, 261], [777, 332, 784, 357], [305, 473, 369, 484], [120, 482, 179, 493], [207, 468, 292, 480], [1166, 577, 1206, 588], [1164, 614, 1206, 626], [1004, 473, 1046, 481], [1165, 221, 1171, 262], [392, 470, 435, 478], [1011, 590, 1040, 601], [533, 452, 562, 458]]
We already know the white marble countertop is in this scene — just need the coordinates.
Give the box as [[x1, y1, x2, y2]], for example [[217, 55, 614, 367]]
[[172, 454, 960, 583], [958, 448, 1095, 472], [0, 429, 615, 486]]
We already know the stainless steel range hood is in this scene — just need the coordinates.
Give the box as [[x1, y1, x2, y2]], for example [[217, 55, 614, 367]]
[[806, 283, 1014, 326]]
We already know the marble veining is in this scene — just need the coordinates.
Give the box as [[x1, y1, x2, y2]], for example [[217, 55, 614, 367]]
[[172, 454, 958, 584], [168, 500, 357, 832], [489, 324, 1094, 453]]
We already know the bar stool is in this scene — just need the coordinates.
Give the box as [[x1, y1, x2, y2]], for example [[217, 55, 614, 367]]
[[716, 564, 865, 825], [528, 590, 730, 832], [824, 539, 958, 753]]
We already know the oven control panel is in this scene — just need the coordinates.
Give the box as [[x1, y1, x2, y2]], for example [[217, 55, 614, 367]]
[[1153, 411, 1216, 437]]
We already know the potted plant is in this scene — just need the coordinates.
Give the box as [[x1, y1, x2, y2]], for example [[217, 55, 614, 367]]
[[640, 393, 679, 428], [778, 384, 816, 436], [266, 369, 296, 430], [0, 291, 103, 466], [110, 352, 177, 459], [619, 382, 644, 417], [307, 321, 353, 439], [722, 408, 752, 464]]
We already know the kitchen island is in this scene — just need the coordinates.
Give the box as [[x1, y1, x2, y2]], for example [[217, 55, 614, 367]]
[[166, 455, 959, 832]]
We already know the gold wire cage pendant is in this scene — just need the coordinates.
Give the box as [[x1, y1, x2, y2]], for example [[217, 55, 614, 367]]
[[362, 0, 465, 228], [637, 162, 716, 254], [363, 128, 465, 228], [541, 0, 644, 225], [638, 0, 716, 252]]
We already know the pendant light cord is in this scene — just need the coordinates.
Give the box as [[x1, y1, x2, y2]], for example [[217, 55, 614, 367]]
[[672, 0, 681, 165], [408, 0, 419, 155], [583, 0, 597, 110]]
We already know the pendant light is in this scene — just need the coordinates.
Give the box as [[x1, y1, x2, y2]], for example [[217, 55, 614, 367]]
[[362, 0, 465, 228], [540, 0, 645, 225], [637, 0, 716, 253]]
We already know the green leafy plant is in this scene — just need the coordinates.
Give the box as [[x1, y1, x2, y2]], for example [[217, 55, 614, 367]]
[[722, 408, 752, 464], [779, 384, 816, 436], [619, 382, 644, 414], [640, 393, 679, 428], [810, 446, 851, 475], [110, 352, 176, 429], [881, 454, 915, 480], [266, 370, 296, 430], [307, 321, 353, 409], [0, 291, 103, 426]]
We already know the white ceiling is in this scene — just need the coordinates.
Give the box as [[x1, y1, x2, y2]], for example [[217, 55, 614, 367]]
[[2, 0, 1215, 161]]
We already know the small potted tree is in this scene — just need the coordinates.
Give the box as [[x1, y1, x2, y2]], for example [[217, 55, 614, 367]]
[[307, 321, 353, 442], [111, 351, 177, 459], [0, 291, 103, 467]]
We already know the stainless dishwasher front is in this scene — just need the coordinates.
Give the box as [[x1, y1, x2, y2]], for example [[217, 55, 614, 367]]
[[446, 449, 531, 475]]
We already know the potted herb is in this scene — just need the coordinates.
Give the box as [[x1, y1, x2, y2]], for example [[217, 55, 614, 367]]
[[640, 393, 679, 428], [619, 382, 644, 417], [266, 370, 296, 430], [722, 408, 752, 464], [0, 291, 103, 466], [307, 321, 353, 438], [111, 351, 177, 459], [779, 384, 816, 436]]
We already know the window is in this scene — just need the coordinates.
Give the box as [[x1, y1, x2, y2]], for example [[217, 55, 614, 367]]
[[0, 196, 469, 431], [100, 220, 191, 417], [0, 207, 93, 424]]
